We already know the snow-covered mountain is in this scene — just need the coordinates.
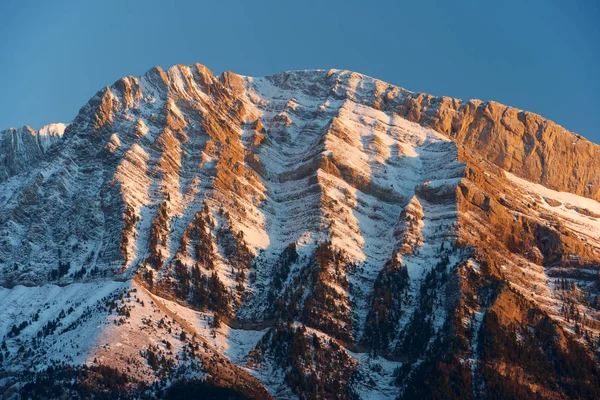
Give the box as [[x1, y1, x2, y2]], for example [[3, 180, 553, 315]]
[[0, 123, 66, 182], [1, 64, 599, 399]]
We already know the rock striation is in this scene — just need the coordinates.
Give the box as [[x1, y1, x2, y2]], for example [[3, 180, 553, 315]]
[[1, 64, 599, 399]]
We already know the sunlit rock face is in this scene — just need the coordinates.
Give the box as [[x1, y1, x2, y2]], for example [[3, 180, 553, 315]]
[[1, 64, 599, 399]]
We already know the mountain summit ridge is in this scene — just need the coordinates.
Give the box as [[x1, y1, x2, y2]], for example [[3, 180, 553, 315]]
[[1, 63, 599, 399], [5, 63, 598, 199]]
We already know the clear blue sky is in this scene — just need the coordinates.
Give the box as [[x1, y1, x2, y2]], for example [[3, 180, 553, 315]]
[[1, 0, 599, 143]]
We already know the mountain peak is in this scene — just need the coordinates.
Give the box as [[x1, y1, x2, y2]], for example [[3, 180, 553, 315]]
[[1, 63, 599, 399]]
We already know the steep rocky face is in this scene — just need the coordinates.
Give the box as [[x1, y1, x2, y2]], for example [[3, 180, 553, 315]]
[[395, 94, 600, 202], [0, 123, 66, 182], [1, 64, 599, 399]]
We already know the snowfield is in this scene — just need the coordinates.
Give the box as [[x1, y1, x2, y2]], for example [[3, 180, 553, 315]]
[[1, 63, 599, 399]]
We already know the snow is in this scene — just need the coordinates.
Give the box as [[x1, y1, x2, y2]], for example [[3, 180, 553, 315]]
[[347, 350, 403, 400], [5, 62, 597, 397], [0, 281, 127, 370], [37, 122, 67, 150], [144, 290, 268, 364], [506, 171, 600, 247]]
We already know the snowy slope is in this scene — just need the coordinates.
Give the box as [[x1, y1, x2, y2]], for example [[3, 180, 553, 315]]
[[1, 63, 599, 399]]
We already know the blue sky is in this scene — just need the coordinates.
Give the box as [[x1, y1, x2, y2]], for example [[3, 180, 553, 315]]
[[1, 0, 599, 142]]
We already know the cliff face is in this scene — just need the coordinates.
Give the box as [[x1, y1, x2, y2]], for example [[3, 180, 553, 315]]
[[395, 93, 600, 201], [0, 123, 66, 181], [0, 64, 599, 399]]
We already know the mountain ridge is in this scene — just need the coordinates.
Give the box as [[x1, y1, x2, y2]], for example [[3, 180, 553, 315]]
[[5, 64, 597, 200], [1, 63, 599, 399]]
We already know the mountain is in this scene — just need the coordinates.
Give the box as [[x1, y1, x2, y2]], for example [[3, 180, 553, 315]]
[[0, 123, 66, 182], [1, 63, 599, 399]]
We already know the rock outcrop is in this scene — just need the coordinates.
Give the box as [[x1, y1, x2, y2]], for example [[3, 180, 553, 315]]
[[394, 94, 600, 201], [0, 123, 66, 181], [1, 64, 599, 399]]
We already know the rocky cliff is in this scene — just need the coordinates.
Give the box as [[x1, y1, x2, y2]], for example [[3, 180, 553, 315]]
[[0, 123, 66, 182], [1, 64, 599, 399]]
